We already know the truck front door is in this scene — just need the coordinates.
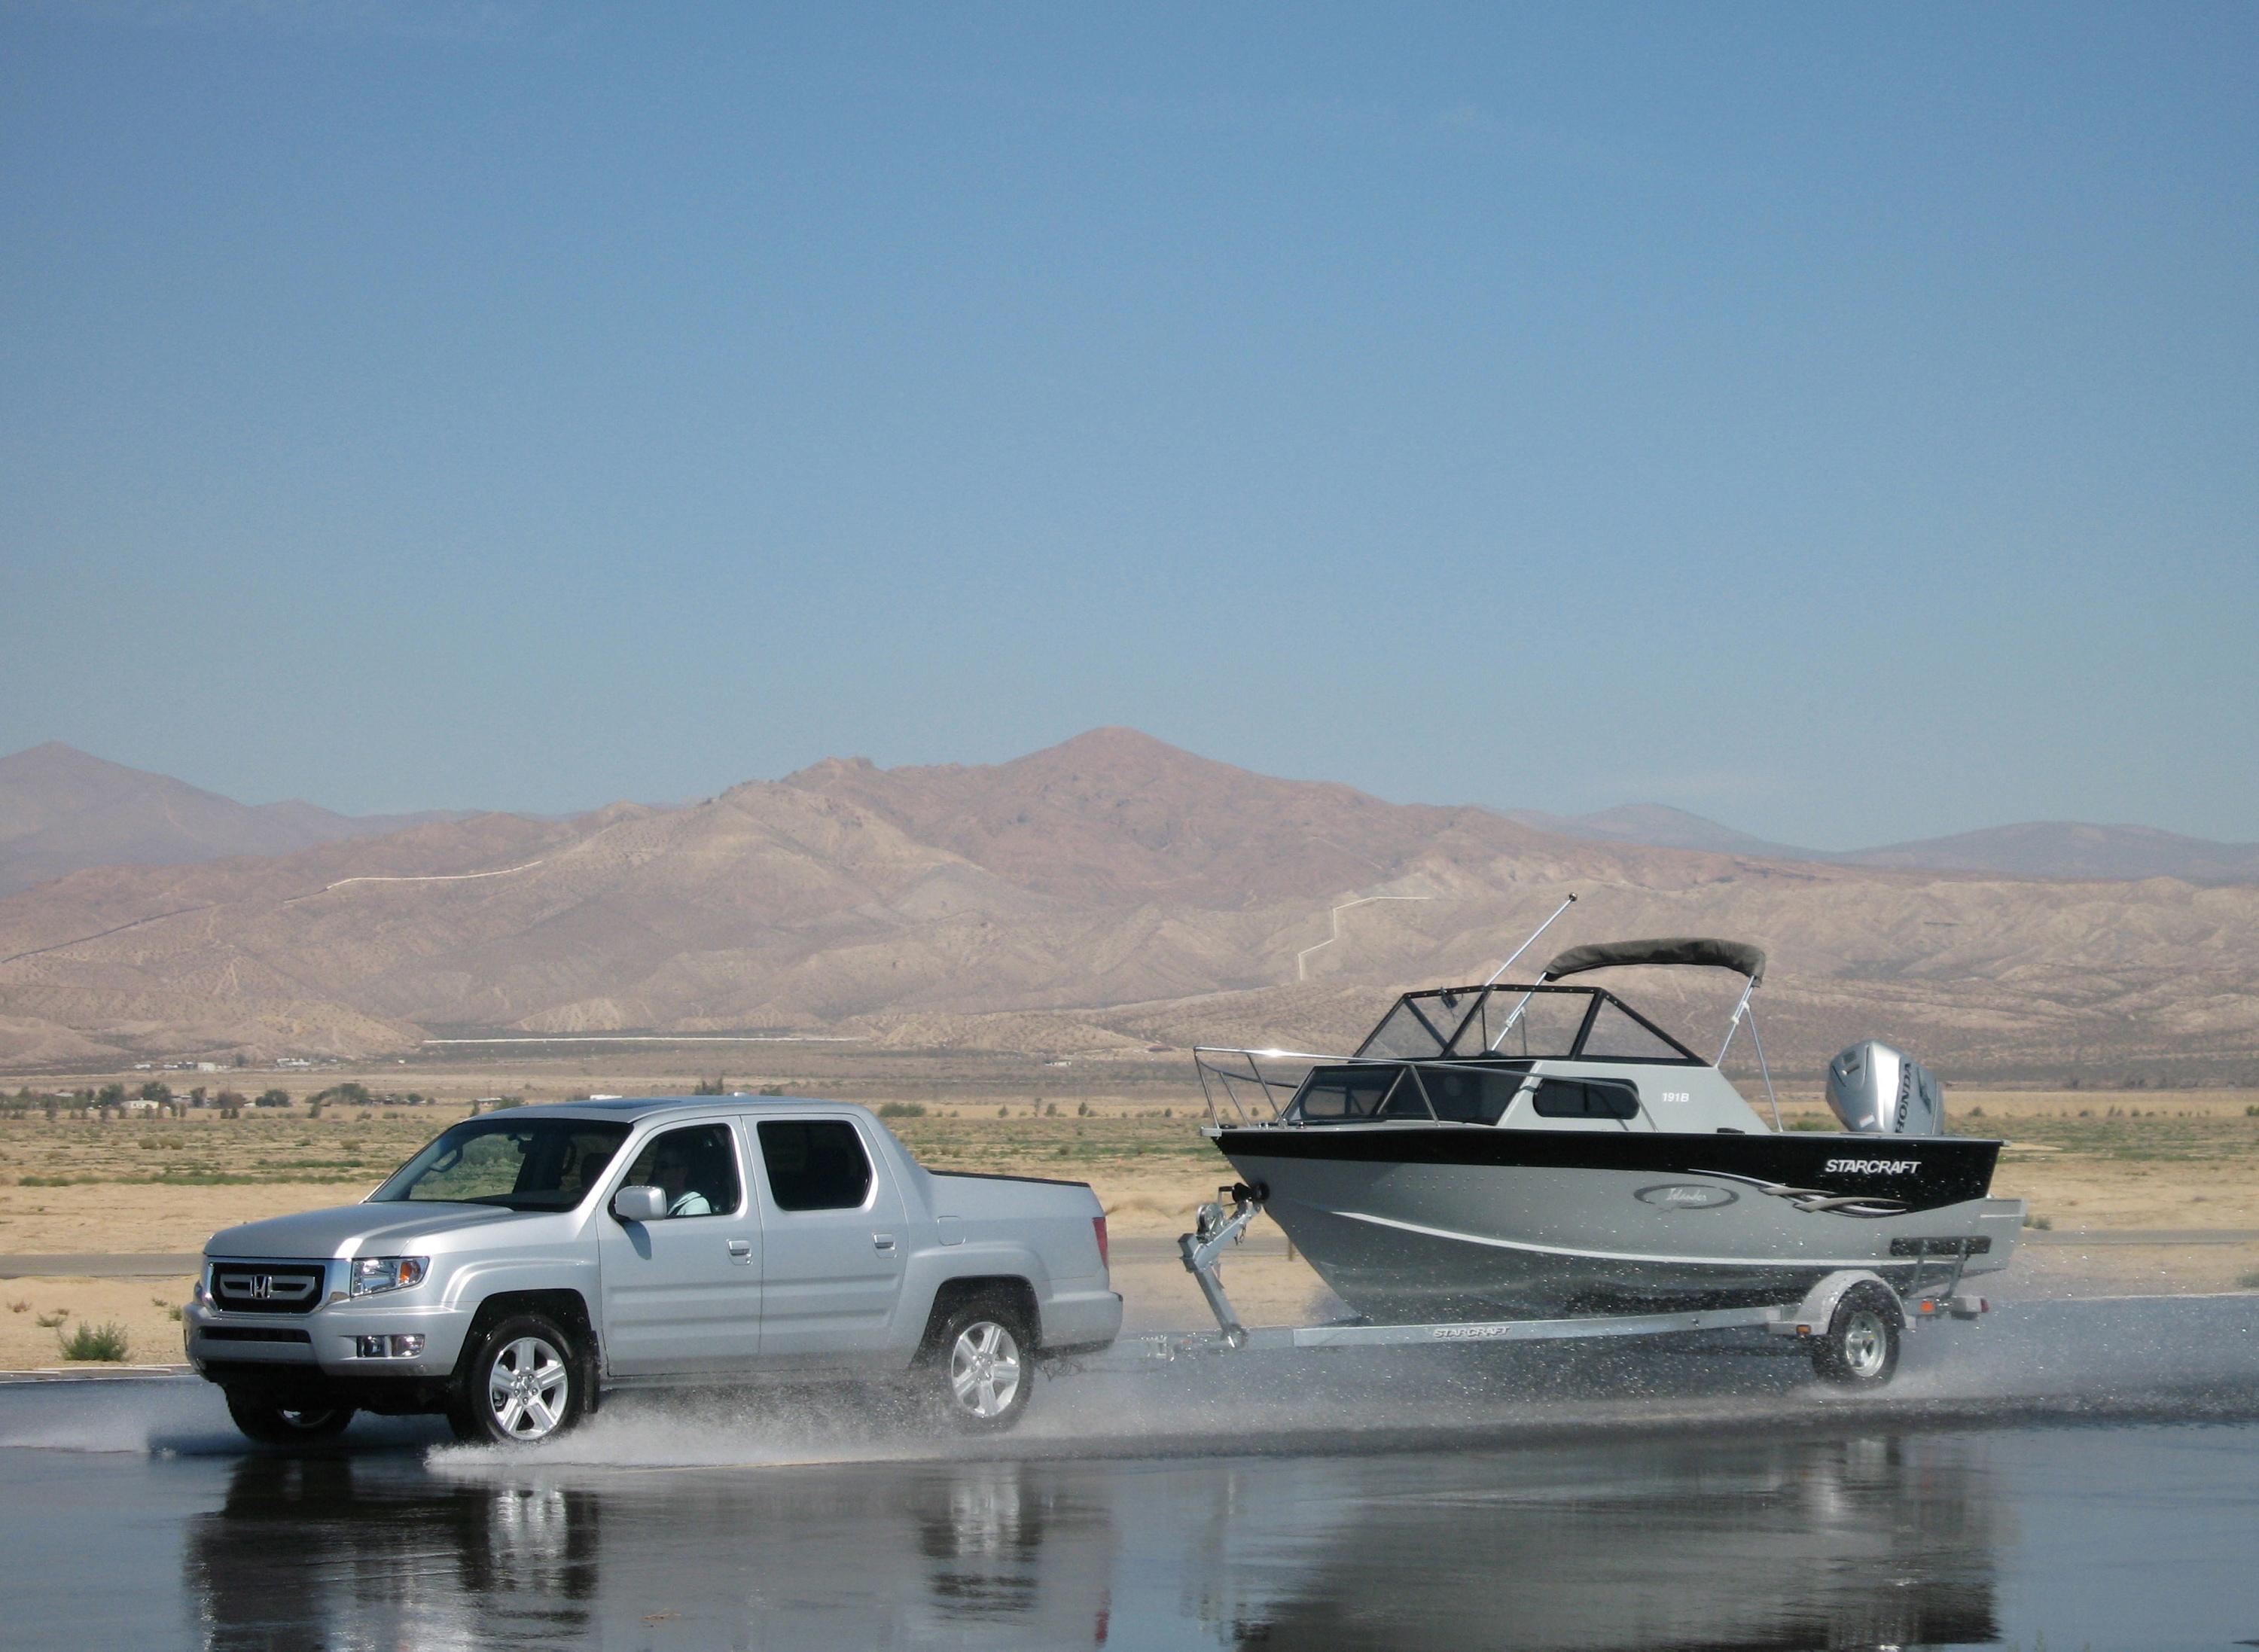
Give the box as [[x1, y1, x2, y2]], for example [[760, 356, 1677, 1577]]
[[595, 1120, 763, 1376], [751, 1116, 908, 1365]]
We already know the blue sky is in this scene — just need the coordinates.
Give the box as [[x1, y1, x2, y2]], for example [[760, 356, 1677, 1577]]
[[4, 3, 2253, 847]]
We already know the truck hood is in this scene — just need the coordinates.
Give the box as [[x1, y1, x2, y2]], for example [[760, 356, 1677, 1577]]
[[205, 1202, 523, 1260]]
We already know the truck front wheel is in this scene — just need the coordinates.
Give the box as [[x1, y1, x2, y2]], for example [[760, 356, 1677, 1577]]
[[924, 1297, 1032, 1433], [224, 1390, 355, 1446], [448, 1313, 588, 1446]]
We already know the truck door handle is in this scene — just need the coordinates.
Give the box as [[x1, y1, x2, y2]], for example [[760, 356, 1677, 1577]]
[[873, 1233, 897, 1253], [727, 1238, 753, 1261]]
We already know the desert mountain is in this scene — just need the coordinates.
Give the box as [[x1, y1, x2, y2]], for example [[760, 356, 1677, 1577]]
[[1835, 822, 2259, 884], [1504, 803, 1812, 861], [0, 743, 468, 898], [1520, 800, 2259, 885], [1, 729, 2254, 1082]]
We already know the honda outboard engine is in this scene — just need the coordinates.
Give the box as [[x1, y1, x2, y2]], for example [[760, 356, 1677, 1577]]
[[1826, 1041, 1944, 1135]]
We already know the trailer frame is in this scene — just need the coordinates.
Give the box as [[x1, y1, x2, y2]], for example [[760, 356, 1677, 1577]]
[[1084, 1184, 1989, 1379]]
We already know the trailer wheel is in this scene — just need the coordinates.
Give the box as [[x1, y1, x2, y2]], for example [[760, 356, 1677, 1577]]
[[922, 1295, 1032, 1434], [1809, 1285, 1901, 1388], [224, 1390, 355, 1446]]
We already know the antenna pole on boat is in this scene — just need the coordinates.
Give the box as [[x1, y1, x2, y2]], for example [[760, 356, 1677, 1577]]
[[1478, 892, 1579, 1054], [1480, 893, 1578, 987]]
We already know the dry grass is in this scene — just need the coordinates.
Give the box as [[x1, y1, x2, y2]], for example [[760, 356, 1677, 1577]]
[[0, 1075, 2253, 1259], [0, 1277, 190, 1368]]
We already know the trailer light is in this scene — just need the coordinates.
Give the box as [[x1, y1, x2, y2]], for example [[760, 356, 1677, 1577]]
[[1796, 1324, 1812, 1337], [1918, 1299, 1937, 1315]]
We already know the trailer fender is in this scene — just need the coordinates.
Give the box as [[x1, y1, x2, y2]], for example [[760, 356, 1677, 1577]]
[[1780, 1269, 1903, 1338]]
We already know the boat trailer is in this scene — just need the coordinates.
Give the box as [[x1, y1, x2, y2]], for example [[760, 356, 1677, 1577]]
[[1106, 1184, 1991, 1386]]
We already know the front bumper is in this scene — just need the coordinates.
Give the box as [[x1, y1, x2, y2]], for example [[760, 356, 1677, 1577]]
[[184, 1294, 474, 1386]]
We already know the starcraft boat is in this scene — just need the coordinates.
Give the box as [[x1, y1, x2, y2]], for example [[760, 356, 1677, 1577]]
[[1196, 909, 2022, 1323]]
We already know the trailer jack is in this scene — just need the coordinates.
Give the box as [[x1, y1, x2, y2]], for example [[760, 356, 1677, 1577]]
[[1178, 1184, 1266, 1349]]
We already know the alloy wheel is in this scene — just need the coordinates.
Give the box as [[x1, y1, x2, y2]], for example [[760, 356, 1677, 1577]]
[[947, 1321, 1023, 1420], [486, 1334, 572, 1441]]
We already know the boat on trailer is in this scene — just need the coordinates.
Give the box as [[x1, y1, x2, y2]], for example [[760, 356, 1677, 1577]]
[[1167, 898, 2023, 1385]]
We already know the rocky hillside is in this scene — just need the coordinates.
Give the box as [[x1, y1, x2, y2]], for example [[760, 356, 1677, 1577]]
[[1, 730, 2253, 1081]]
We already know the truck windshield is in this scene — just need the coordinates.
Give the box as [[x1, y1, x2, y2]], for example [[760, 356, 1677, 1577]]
[[369, 1117, 632, 1212]]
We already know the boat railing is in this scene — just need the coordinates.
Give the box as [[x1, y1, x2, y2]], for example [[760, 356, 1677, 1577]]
[[1194, 1044, 1370, 1126]]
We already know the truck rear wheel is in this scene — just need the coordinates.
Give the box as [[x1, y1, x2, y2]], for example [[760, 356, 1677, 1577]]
[[448, 1313, 588, 1446], [224, 1390, 355, 1446], [924, 1296, 1032, 1433], [1809, 1284, 1901, 1388]]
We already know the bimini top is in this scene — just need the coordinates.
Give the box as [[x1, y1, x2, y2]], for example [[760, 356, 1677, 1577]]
[[1541, 937, 1767, 986]]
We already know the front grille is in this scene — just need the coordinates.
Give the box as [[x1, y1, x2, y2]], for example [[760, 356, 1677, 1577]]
[[200, 1327, 312, 1345], [210, 1261, 328, 1315]]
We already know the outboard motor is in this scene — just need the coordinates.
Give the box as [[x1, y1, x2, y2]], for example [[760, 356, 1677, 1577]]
[[1826, 1041, 1944, 1135]]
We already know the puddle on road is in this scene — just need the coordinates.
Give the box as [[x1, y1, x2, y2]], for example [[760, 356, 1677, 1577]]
[[40, 1417, 2259, 1651]]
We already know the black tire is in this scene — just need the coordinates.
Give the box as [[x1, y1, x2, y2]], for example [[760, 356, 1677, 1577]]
[[920, 1294, 1034, 1434], [447, 1312, 590, 1446], [1809, 1285, 1901, 1388], [224, 1389, 356, 1446]]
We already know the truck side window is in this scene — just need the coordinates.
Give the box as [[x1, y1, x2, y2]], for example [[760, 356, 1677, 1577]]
[[620, 1124, 742, 1218], [758, 1120, 875, 1212]]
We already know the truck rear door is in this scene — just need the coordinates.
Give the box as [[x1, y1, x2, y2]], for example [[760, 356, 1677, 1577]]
[[751, 1116, 908, 1365]]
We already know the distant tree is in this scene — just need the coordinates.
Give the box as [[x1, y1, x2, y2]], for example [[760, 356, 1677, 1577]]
[[138, 1081, 172, 1105], [215, 1091, 247, 1119], [96, 1083, 127, 1109], [693, 1074, 729, 1096], [309, 1082, 373, 1108], [255, 1089, 292, 1109]]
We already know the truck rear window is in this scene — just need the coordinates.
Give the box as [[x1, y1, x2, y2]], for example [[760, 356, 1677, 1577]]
[[758, 1120, 874, 1212]]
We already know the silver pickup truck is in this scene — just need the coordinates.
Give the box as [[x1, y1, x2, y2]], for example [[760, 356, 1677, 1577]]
[[184, 1096, 1120, 1446]]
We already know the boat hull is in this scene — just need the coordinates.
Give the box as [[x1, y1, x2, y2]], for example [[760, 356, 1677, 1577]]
[[1213, 1126, 2020, 1322]]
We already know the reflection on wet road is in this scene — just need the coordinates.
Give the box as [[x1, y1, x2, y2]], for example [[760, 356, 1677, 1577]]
[[179, 1434, 2013, 1650], [2, 1293, 2257, 1649]]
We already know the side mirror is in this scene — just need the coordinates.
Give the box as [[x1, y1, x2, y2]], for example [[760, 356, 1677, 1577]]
[[611, 1184, 667, 1223]]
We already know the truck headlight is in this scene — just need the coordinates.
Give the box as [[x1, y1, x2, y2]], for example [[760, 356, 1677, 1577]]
[[350, 1256, 429, 1297]]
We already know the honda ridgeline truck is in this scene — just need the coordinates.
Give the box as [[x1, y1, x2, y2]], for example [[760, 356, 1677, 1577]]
[[184, 1097, 1121, 1445]]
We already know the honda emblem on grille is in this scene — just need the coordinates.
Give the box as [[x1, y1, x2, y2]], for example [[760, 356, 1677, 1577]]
[[248, 1276, 273, 1300]]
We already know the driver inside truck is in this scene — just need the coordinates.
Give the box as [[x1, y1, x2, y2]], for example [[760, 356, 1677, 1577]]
[[624, 1128, 736, 1218]]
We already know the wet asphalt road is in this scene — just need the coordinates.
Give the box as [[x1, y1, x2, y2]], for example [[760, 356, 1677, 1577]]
[[3, 1292, 2257, 1650]]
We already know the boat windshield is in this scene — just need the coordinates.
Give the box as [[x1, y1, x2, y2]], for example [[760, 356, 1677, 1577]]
[[1288, 1062, 1529, 1126], [1355, 983, 1697, 1063], [370, 1116, 632, 1212]]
